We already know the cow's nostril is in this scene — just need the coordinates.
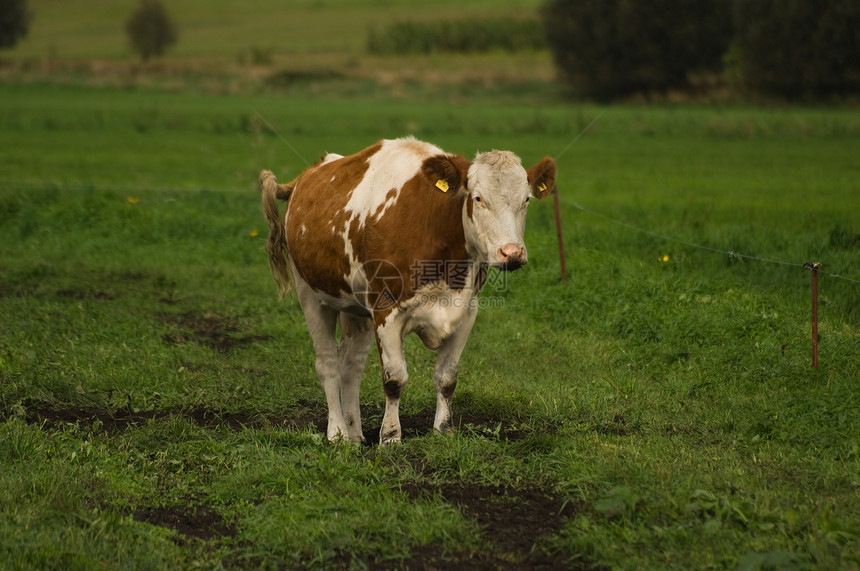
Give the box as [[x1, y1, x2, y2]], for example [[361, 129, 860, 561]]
[[499, 244, 523, 261]]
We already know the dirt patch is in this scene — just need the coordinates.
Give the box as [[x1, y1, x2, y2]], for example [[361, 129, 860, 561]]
[[443, 484, 574, 559], [364, 409, 530, 445], [133, 504, 235, 544], [595, 413, 632, 437], [12, 402, 532, 444], [23, 405, 159, 432], [374, 482, 593, 570], [185, 405, 324, 432], [15, 403, 327, 434], [160, 311, 273, 352], [56, 288, 116, 301]]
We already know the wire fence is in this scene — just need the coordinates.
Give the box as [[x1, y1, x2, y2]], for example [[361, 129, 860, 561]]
[[569, 201, 860, 286]]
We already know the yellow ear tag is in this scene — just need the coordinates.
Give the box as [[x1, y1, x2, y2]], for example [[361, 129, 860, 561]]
[[537, 182, 548, 193], [436, 179, 449, 192]]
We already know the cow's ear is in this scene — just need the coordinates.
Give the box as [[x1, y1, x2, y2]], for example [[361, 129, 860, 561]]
[[422, 154, 469, 194], [527, 157, 556, 200]]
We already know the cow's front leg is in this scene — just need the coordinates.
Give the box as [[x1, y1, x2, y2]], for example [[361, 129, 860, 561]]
[[433, 304, 477, 434], [375, 319, 408, 446]]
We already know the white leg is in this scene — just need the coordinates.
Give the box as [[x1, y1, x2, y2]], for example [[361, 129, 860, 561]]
[[433, 305, 477, 434], [294, 278, 347, 441], [375, 314, 408, 446], [338, 313, 374, 443]]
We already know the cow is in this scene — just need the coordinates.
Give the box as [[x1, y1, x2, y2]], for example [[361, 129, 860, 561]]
[[260, 137, 555, 445]]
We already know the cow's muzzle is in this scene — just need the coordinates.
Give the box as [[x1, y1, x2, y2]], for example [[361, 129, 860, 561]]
[[497, 243, 527, 272]]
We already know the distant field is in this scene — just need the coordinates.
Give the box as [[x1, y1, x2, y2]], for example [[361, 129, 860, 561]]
[[1, 82, 859, 569], [1, 0, 555, 103], [7, 0, 545, 59]]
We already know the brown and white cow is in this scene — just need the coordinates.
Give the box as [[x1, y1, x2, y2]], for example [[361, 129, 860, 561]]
[[260, 137, 555, 445]]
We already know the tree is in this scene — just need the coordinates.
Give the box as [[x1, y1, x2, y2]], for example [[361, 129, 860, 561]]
[[541, 0, 733, 100], [0, 0, 32, 50], [125, 0, 178, 62], [734, 0, 860, 98]]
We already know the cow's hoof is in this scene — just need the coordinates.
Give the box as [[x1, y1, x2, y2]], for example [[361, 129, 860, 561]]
[[434, 424, 455, 436], [326, 425, 350, 443], [379, 431, 402, 446]]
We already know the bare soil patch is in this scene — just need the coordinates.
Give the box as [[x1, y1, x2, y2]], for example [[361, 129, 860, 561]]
[[364, 408, 531, 445], [368, 482, 594, 570], [133, 504, 235, 544], [14, 402, 326, 434], [23, 405, 158, 432], [160, 311, 273, 352], [12, 402, 535, 444], [56, 287, 115, 301]]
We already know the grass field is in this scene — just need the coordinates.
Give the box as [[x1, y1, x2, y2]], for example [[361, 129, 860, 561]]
[[1, 3, 860, 568], [7, 0, 544, 60], [1, 81, 859, 569], [2, 0, 556, 104]]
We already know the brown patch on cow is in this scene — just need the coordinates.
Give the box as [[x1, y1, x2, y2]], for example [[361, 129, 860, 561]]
[[466, 189, 475, 220], [286, 142, 383, 298], [527, 156, 557, 200], [421, 154, 471, 195], [363, 159, 472, 301], [370, 186, 399, 221]]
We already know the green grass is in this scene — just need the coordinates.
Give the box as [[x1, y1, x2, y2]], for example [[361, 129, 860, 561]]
[[1, 83, 860, 569]]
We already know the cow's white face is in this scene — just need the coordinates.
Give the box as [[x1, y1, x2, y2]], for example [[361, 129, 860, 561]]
[[463, 152, 556, 270], [464, 152, 532, 270], [421, 150, 556, 270]]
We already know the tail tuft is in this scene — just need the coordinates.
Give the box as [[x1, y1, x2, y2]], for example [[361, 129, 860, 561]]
[[259, 170, 293, 299]]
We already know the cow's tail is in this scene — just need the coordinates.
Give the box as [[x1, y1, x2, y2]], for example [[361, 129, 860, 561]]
[[259, 169, 295, 299]]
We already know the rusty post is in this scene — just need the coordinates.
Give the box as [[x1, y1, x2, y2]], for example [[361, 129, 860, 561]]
[[804, 262, 820, 369], [552, 186, 567, 282]]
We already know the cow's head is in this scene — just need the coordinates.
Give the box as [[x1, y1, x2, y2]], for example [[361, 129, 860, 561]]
[[423, 151, 556, 271]]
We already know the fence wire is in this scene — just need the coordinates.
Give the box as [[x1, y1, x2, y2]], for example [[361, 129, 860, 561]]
[[571, 201, 860, 285]]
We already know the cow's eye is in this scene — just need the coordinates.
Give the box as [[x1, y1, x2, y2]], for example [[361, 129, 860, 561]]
[[523, 196, 531, 206], [473, 195, 484, 205]]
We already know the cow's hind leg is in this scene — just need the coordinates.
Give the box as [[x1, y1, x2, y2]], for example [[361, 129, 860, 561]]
[[294, 279, 348, 441], [338, 313, 374, 443], [433, 305, 478, 434]]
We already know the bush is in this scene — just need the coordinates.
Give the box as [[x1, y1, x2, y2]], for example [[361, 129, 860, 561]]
[[0, 0, 31, 49], [733, 0, 860, 98], [541, 0, 733, 99], [368, 18, 544, 55], [125, 0, 178, 62]]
